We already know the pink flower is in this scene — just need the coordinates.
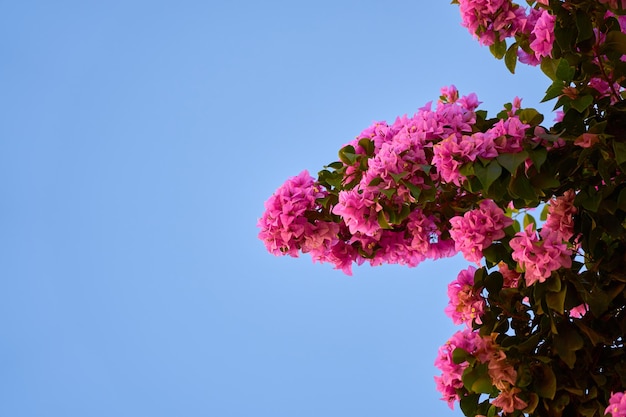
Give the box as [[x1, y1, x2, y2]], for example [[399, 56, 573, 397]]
[[458, 0, 527, 46], [449, 200, 513, 263], [311, 239, 358, 276], [489, 359, 518, 390], [569, 303, 588, 319], [517, 8, 543, 66], [440, 85, 460, 103], [543, 190, 577, 241], [510, 224, 573, 286], [406, 209, 441, 255], [606, 392, 626, 417], [492, 387, 528, 413], [432, 135, 468, 186], [487, 116, 530, 154], [574, 133, 600, 148], [554, 111, 565, 123], [445, 266, 486, 327], [333, 189, 382, 236], [529, 10, 556, 60], [349, 121, 395, 154], [499, 262, 521, 288], [258, 170, 326, 256], [434, 329, 482, 409]]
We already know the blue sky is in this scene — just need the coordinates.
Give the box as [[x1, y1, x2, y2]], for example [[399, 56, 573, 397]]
[[1, 2, 553, 416]]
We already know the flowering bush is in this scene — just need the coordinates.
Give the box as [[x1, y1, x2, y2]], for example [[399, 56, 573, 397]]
[[258, 0, 626, 416]]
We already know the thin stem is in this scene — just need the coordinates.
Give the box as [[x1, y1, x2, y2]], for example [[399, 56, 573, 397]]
[[596, 50, 623, 102]]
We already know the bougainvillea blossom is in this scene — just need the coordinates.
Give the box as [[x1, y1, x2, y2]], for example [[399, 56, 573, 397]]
[[607, 392, 626, 417], [445, 266, 485, 326], [449, 200, 513, 263]]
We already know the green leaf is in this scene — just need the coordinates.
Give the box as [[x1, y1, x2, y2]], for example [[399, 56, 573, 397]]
[[452, 347, 471, 365], [542, 81, 565, 103], [570, 94, 594, 113], [482, 245, 508, 268], [326, 161, 343, 170], [555, 57, 575, 83], [523, 213, 536, 229], [525, 393, 540, 415], [377, 210, 392, 229], [555, 21, 575, 52], [418, 185, 436, 203], [546, 284, 567, 315], [368, 176, 383, 187], [489, 38, 507, 59], [459, 162, 474, 177], [474, 160, 502, 191], [404, 181, 422, 200], [576, 187, 602, 212], [471, 375, 495, 394], [509, 175, 537, 201], [540, 203, 549, 221], [338, 145, 357, 165], [518, 108, 544, 126], [618, 188, 626, 211], [533, 363, 557, 400], [530, 172, 560, 191], [497, 151, 529, 173], [604, 30, 626, 56], [613, 141, 626, 165], [541, 57, 560, 81], [529, 147, 548, 171], [459, 394, 480, 417], [484, 270, 504, 294], [380, 188, 395, 199], [357, 138, 374, 156], [575, 10, 594, 43], [543, 275, 561, 293], [554, 324, 584, 369], [463, 365, 496, 395], [397, 203, 412, 223], [505, 42, 518, 74], [516, 364, 532, 388], [575, 321, 609, 346], [390, 172, 408, 183]]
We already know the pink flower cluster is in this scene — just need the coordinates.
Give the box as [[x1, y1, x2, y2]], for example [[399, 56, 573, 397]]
[[499, 262, 522, 288], [589, 76, 623, 105], [607, 392, 626, 417], [432, 116, 529, 186], [543, 189, 577, 241], [257, 170, 327, 257], [492, 387, 528, 413], [510, 224, 573, 286], [259, 86, 535, 274], [445, 266, 486, 327], [528, 9, 556, 61], [435, 330, 525, 412], [457, 0, 557, 67], [481, 337, 527, 413], [434, 329, 482, 408], [458, 0, 526, 46], [449, 200, 514, 263], [257, 171, 360, 274]]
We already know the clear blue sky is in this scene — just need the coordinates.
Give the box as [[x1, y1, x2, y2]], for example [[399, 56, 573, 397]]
[[1, 2, 553, 416]]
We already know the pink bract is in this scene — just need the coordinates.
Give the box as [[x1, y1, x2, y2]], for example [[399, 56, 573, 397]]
[[606, 392, 626, 417]]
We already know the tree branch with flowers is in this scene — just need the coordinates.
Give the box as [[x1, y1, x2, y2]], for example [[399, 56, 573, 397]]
[[257, 1, 626, 416]]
